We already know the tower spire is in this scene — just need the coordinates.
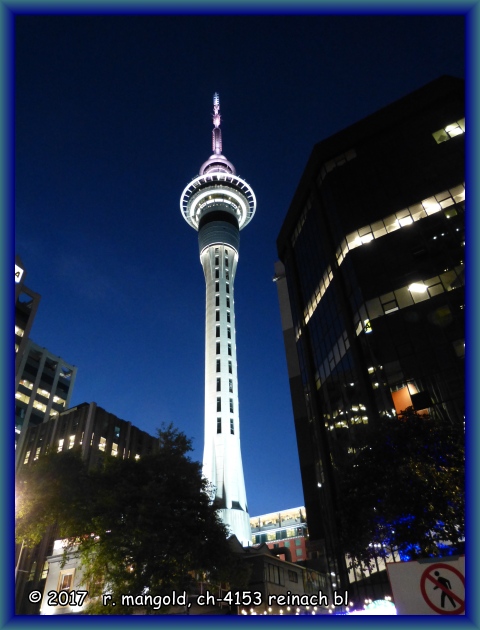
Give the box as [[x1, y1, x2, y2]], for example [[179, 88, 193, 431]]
[[212, 92, 222, 155]]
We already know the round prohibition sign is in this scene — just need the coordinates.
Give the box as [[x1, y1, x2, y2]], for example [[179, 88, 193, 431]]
[[420, 562, 465, 615]]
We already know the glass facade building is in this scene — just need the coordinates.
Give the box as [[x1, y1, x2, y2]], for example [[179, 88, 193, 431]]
[[275, 76, 464, 598]]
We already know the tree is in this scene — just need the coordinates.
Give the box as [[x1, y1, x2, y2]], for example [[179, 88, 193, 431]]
[[16, 424, 250, 614], [336, 409, 464, 568]]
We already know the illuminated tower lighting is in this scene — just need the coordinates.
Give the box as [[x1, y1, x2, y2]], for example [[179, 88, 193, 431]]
[[180, 94, 255, 545]]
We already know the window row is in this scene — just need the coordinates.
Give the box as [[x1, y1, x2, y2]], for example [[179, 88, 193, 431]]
[[216, 398, 235, 413], [216, 359, 233, 374], [216, 417, 235, 435], [215, 295, 231, 308], [335, 183, 465, 265], [216, 342, 232, 356], [215, 310, 231, 323], [216, 378, 234, 392], [215, 281, 230, 294], [215, 326, 232, 339], [354, 263, 465, 334], [432, 118, 465, 144]]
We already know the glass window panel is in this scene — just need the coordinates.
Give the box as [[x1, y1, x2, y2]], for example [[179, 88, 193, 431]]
[[366, 298, 383, 320], [395, 287, 414, 309]]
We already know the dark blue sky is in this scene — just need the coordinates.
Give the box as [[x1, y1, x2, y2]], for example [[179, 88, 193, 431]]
[[15, 14, 465, 517]]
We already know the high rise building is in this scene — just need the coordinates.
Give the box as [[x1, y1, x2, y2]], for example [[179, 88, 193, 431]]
[[180, 94, 255, 545], [15, 256, 77, 459], [15, 255, 41, 374], [275, 76, 464, 598]]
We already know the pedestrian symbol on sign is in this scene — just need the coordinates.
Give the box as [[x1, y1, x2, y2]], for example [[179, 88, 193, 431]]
[[420, 563, 465, 615], [433, 571, 456, 610]]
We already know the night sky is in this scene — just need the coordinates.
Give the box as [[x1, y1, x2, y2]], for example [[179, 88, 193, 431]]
[[15, 14, 465, 518]]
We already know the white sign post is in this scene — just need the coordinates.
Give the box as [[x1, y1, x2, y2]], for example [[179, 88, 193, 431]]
[[387, 556, 465, 615]]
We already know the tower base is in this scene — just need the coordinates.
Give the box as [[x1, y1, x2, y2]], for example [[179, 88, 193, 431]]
[[217, 508, 252, 547]]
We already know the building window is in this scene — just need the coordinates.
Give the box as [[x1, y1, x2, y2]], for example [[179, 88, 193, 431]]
[[226, 283, 230, 294], [217, 418, 222, 434], [217, 398, 221, 412], [215, 281, 219, 292], [226, 297, 230, 308], [216, 359, 221, 372], [226, 271, 229, 281], [216, 326, 220, 338], [230, 419, 234, 435], [227, 328, 231, 339], [229, 379, 233, 393], [288, 570, 299, 583], [215, 255, 219, 266], [216, 342, 220, 355], [216, 310, 220, 322], [432, 118, 465, 144], [217, 378, 221, 392], [296, 548, 303, 557], [23, 450, 30, 465], [227, 312, 231, 323], [228, 343, 232, 356], [215, 269, 219, 279], [230, 399, 234, 413], [216, 295, 220, 307], [228, 360, 232, 374], [58, 570, 75, 592]]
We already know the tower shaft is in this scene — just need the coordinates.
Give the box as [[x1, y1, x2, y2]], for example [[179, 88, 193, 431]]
[[180, 94, 256, 546]]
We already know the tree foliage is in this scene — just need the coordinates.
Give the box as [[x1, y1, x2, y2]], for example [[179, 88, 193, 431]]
[[16, 424, 249, 614], [336, 409, 465, 567]]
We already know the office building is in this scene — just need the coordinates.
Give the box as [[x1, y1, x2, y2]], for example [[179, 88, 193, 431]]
[[180, 94, 256, 545], [16, 402, 159, 614], [15, 255, 41, 374], [250, 507, 308, 562], [275, 76, 464, 598]]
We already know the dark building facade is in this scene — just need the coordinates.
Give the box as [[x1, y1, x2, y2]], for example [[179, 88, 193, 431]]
[[275, 77, 464, 600]]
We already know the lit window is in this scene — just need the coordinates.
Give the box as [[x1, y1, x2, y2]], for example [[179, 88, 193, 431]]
[[33, 400, 47, 413], [58, 439, 64, 452], [15, 325, 25, 338], [33, 447, 41, 461], [99, 437, 106, 452], [58, 570, 74, 592], [23, 450, 30, 465], [111, 443, 118, 457], [69, 435, 75, 449], [432, 118, 465, 144], [15, 392, 30, 404]]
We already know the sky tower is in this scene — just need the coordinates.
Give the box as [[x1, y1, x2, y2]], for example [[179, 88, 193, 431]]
[[180, 94, 255, 546]]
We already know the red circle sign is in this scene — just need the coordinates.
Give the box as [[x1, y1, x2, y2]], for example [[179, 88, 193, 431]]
[[420, 563, 465, 615]]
